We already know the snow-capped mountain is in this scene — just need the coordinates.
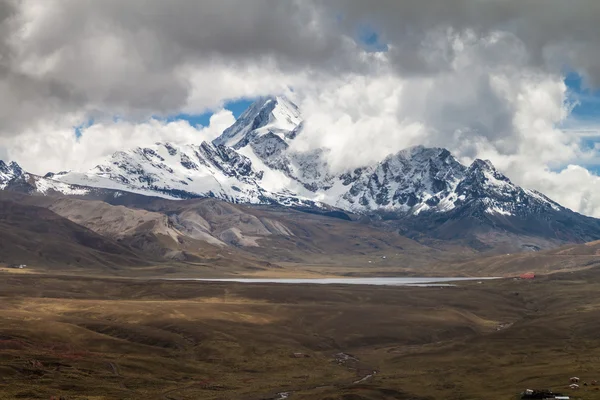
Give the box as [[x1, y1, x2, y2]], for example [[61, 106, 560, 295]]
[[0, 160, 24, 189], [328, 145, 563, 218], [453, 159, 563, 217], [211, 96, 334, 192], [54, 142, 266, 201], [213, 95, 302, 150], [0, 160, 90, 196], [391, 156, 600, 249], [40, 95, 581, 217], [16, 94, 600, 248], [52, 140, 320, 207], [333, 146, 466, 213], [50, 96, 330, 206]]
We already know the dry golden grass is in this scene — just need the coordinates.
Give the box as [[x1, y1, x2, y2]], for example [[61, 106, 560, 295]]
[[2, 271, 600, 399]]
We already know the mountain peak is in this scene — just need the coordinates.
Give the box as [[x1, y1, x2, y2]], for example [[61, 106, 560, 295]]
[[0, 160, 25, 188], [44, 170, 71, 179], [469, 159, 496, 172], [465, 158, 512, 187], [212, 95, 302, 149], [0, 160, 23, 175], [395, 145, 455, 162], [0, 160, 22, 172]]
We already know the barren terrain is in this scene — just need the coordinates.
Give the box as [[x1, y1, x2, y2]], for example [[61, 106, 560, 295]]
[[2, 270, 600, 399]]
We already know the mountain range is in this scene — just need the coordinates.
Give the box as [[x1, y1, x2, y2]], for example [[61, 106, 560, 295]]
[[2, 96, 600, 260]]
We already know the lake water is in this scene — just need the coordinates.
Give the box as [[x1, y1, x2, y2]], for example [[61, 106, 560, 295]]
[[174, 277, 499, 287]]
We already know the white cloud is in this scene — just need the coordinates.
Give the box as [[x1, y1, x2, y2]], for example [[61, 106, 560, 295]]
[[182, 61, 311, 114], [534, 166, 600, 217], [0, 109, 235, 175]]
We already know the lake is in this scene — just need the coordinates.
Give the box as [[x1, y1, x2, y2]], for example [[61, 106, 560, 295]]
[[171, 277, 499, 287]]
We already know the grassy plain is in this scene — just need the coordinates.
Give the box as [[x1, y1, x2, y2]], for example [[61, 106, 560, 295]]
[[1, 270, 600, 399]]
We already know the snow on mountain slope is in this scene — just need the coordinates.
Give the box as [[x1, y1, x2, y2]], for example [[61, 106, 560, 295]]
[[212, 96, 301, 149], [47, 96, 324, 206], [0, 160, 91, 196], [211, 96, 336, 193], [208, 97, 570, 220], [332, 146, 467, 213], [45, 96, 574, 220], [325, 145, 564, 218], [29, 175, 90, 196], [0, 161, 23, 189], [55, 142, 268, 202], [452, 158, 565, 217], [40, 134, 580, 232], [234, 145, 316, 199], [53, 141, 322, 207]]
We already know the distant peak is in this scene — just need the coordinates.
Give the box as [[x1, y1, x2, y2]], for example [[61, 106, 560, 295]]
[[463, 158, 513, 188], [248, 95, 276, 109], [212, 93, 302, 149], [392, 145, 456, 163], [45, 170, 71, 179], [243, 95, 298, 117], [0, 160, 23, 175], [0, 159, 26, 187], [401, 144, 427, 154], [249, 94, 295, 106], [273, 94, 299, 109], [469, 159, 496, 171]]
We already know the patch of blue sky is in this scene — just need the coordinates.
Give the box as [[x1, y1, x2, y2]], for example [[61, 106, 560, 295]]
[[356, 25, 388, 52], [75, 98, 256, 138], [564, 72, 600, 123], [562, 73, 600, 173], [164, 112, 212, 128], [560, 73, 600, 138], [165, 98, 254, 128], [73, 118, 94, 138]]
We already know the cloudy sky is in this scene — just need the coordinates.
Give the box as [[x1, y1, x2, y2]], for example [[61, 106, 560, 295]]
[[2, 0, 600, 215]]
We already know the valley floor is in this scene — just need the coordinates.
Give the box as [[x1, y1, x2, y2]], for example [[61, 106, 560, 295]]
[[2, 270, 600, 399]]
